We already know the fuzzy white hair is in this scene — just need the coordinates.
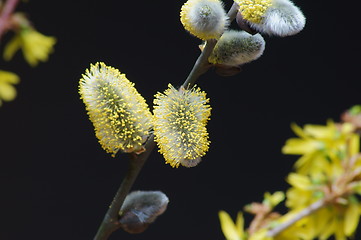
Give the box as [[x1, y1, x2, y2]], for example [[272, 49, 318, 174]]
[[248, 0, 306, 37], [188, 0, 228, 33], [209, 30, 266, 66]]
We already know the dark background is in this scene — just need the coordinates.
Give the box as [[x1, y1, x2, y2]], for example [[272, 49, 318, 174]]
[[1, 0, 360, 239]]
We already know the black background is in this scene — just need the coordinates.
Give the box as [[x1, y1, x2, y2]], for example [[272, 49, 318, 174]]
[[1, 0, 360, 239]]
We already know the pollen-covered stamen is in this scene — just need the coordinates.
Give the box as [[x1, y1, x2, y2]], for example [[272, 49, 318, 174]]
[[79, 62, 153, 156], [236, 0, 272, 23], [153, 84, 211, 168], [95, 84, 143, 151]]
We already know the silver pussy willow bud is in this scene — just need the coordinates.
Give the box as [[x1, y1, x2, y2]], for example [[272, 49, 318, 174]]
[[119, 191, 169, 234], [208, 30, 265, 67], [235, 0, 305, 37], [180, 0, 229, 40]]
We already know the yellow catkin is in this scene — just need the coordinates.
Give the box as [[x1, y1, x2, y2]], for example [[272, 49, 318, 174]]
[[235, 0, 272, 23], [79, 62, 152, 156], [153, 84, 211, 168]]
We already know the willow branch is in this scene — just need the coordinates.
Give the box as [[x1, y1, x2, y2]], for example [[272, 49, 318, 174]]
[[182, 2, 239, 89], [0, 0, 19, 40], [267, 199, 327, 237], [94, 135, 156, 240], [182, 39, 216, 89], [227, 1, 239, 21], [94, 3, 240, 239]]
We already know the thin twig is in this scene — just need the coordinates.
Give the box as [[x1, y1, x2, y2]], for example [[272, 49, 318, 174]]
[[182, 39, 216, 89], [94, 136, 156, 240], [182, 2, 239, 89], [227, 1, 239, 21], [0, 0, 19, 40], [267, 199, 327, 237]]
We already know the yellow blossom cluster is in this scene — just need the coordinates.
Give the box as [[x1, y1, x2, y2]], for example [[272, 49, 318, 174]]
[[0, 7, 56, 106], [4, 27, 56, 67], [219, 192, 287, 240], [282, 121, 359, 176], [219, 111, 361, 240], [0, 70, 19, 106], [282, 120, 361, 240]]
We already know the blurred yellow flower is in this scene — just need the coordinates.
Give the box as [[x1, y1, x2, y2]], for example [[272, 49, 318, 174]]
[[286, 171, 361, 239], [219, 119, 361, 240], [248, 229, 272, 240], [343, 197, 361, 237], [286, 173, 319, 210], [282, 121, 359, 175], [3, 28, 56, 67], [0, 70, 20, 106], [269, 210, 311, 240], [349, 105, 361, 116], [218, 210, 246, 240], [263, 191, 285, 209], [309, 197, 361, 240]]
